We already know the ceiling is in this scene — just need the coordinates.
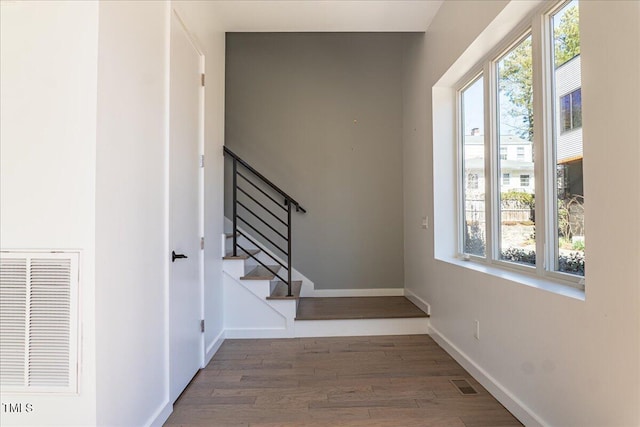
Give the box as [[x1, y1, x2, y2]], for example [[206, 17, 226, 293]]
[[178, 1, 444, 34]]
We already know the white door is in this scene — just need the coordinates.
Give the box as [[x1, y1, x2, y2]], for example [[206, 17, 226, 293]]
[[169, 11, 203, 403]]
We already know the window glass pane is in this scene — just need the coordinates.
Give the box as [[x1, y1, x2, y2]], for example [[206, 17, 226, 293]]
[[553, 0, 584, 276], [461, 76, 486, 256], [497, 35, 536, 267], [571, 89, 582, 128]]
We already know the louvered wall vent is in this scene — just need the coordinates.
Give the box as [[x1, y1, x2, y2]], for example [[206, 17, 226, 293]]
[[0, 251, 79, 393]]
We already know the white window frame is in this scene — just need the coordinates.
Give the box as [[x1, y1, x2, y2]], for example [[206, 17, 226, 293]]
[[457, 72, 487, 259], [455, 0, 584, 289]]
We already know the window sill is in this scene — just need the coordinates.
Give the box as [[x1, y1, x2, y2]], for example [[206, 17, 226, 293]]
[[436, 255, 585, 301]]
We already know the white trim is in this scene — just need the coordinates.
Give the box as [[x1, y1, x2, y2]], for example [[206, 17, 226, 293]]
[[145, 398, 172, 427], [429, 325, 547, 427], [162, 0, 172, 415], [404, 288, 431, 316], [311, 288, 404, 297], [205, 329, 225, 366], [225, 327, 290, 339], [295, 317, 429, 338]]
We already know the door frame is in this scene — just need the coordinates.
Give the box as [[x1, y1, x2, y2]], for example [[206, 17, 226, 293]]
[[167, 7, 206, 401]]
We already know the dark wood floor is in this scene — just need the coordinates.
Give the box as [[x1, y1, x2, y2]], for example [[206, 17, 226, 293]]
[[296, 296, 429, 320], [165, 335, 522, 427]]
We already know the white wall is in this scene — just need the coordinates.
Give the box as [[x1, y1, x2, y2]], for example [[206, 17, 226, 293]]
[[0, 1, 99, 425], [1, 1, 228, 426], [94, 2, 171, 426], [95, 3, 228, 424], [404, 1, 640, 426]]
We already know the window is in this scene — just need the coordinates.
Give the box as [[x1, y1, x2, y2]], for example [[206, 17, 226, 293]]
[[552, 0, 584, 276], [560, 89, 582, 133], [497, 34, 535, 266], [457, 0, 584, 287], [460, 76, 486, 257]]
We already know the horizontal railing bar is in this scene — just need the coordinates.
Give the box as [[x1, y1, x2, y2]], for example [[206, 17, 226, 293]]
[[237, 187, 288, 227], [223, 146, 305, 212], [238, 201, 288, 241], [236, 232, 288, 271], [237, 243, 288, 283], [237, 172, 287, 211], [237, 216, 288, 255]]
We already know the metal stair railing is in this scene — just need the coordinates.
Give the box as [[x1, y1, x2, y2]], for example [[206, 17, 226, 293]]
[[223, 146, 306, 297]]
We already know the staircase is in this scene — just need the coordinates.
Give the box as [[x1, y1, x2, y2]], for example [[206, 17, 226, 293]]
[[222, 147, 429, 338]]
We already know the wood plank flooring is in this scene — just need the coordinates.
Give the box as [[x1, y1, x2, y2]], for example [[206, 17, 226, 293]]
[[296, 297, 429, 320], [165, 335, 522, 427]]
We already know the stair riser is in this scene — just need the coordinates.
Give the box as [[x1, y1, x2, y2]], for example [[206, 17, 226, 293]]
[[294, 317, 429, 338], [222, 259, 245, 278]]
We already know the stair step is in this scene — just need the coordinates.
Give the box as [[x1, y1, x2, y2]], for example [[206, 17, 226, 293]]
[[223, 248, 260, 260], [225, 233, 236, 239], [267, 281, 302, 300], [241, 265, 281, 280]]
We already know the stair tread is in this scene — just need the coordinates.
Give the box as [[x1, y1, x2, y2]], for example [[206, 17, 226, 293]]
[[267, 281, 302, 300], [223, 248, 260, 260], [241, 265, 281, 280]]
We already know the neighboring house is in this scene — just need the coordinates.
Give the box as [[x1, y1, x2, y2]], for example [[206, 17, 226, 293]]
[[464, 132, 535, 196], [556, 54, 583, 198]]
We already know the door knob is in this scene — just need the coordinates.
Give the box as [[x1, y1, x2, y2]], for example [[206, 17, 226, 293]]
[[172, 251, 188, 262]]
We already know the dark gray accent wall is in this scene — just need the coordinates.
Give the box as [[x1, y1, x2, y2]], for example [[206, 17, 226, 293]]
[[225, 33, 412, 290]]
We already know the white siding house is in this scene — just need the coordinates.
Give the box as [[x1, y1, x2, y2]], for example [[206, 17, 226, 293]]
[[464, 134, 534, 196]]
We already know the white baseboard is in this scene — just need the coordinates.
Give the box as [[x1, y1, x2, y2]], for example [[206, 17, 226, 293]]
[[404, 288, 431, 316], [146, 398, 172, 427], [428, 324, 546, 427], [295, 317, 429, 337], [225, 327, 290, 339], [205, 329, 226, 365], [311, 288, 404, 297]]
